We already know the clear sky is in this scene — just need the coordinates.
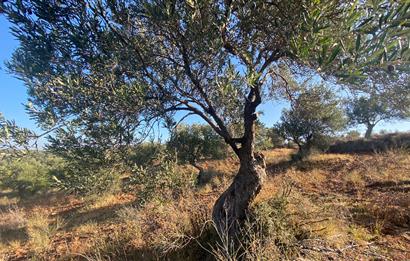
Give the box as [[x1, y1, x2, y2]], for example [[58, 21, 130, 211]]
[[0, 16, 39, 131], [1, 15, 409, 142]]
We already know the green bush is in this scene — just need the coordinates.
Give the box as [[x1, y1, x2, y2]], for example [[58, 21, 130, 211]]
[[0, 149, 123, 196], [51, 164, 122, 195], [0, 152, 64, 195], [125, 153, 195, 205], [255, 122, 274, 150], [267, 127, 286, 148], [167, 124, 228, 166], [128, 142, 166, 166]]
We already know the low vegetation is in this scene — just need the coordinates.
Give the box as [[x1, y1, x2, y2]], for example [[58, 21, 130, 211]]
[[0, 152, 64, 196], [328, 132, 410, 154], [0, 145, 409, 260]]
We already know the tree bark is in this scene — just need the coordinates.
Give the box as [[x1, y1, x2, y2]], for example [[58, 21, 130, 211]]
[[211, 79, 264, 238], [212, 151, 266, 237], [192, 162, 205, 185], [365, 124, 374, 139]]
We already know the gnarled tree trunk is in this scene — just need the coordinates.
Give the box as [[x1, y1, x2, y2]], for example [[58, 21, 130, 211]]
[[212, 151, 266, 237], [192, 161, 205, 185], [212, 81, 265, 237]]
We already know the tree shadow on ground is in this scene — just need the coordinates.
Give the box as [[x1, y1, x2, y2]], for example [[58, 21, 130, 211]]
[[0, 226, 27, 245], [0, 190, 20, 211], [265, 157, 335, 176], [265, 150, 357, 176], [266, 159, 294, 176], [76, 233, 215, 261], [349, 202, 410, 236], [60, 200, 136, 230], [0, 190, 71, 213], [366, 180, 410, 193], [0, 190, 19, 198]]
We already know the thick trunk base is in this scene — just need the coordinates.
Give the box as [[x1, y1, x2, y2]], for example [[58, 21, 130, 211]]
[[212, 152, 266, 237], [192, 163, 205, 185]]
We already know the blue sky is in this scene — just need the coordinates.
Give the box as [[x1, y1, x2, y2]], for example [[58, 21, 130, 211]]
[[0, 16, 39, 131], [1, 15, 409, 142]]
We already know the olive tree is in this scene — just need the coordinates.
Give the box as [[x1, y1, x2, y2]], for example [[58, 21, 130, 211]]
[[348, 95, 395, 138], [276, 85, 346, 160], [346, 74, 410, 139], [3, 0, 408, 236], [267, 127, 286, 148], [167, 124, 227, 182]]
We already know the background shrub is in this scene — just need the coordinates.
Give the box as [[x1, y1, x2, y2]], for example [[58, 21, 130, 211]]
[[167, 124, 228, 167], [328, 132, 410, 154], [125, 153, 195, 205], [51, 164, 122, 195], [128, 142, 166, 166], [0, 152, 64, 195]]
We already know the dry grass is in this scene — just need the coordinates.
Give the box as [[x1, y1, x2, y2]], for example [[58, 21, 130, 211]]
[[26, 210, 65, 255], [0, 148, 409, 260], [0, 191, 19, 206], [86, 193, 135, 211], [0, 205, 26, 231]]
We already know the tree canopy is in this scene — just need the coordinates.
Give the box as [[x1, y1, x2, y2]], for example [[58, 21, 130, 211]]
[[3, 0, 407, 155], [346, 91, 409, 138], [276, 84, 346, 159], [167, 124, 228, 168]]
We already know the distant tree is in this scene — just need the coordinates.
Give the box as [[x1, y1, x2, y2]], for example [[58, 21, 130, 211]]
[[346, 69, 410, 139], [346, 93, 409, 139], [167, 124, 227, 183], [276, 85, 346, 160], [253, 120, 274, 150], [267, 127, 286, 148], [3, 0, 408, 236]]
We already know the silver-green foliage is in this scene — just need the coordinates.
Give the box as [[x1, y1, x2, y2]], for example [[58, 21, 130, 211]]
[[52, 164, 122, 195], [0, 113, 36, 159], [2, 0, 406, 160], [126, 153, 195, 205], [0, 152, 64, 194], [167, 124, 228, 166], [276, 85, 347, 159]]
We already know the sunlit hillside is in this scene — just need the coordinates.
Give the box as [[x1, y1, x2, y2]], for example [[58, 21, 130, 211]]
[[1, 148, 409, 260]]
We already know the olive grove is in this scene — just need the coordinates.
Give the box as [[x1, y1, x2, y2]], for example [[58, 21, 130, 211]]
[[2, 0, 409, 236]]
